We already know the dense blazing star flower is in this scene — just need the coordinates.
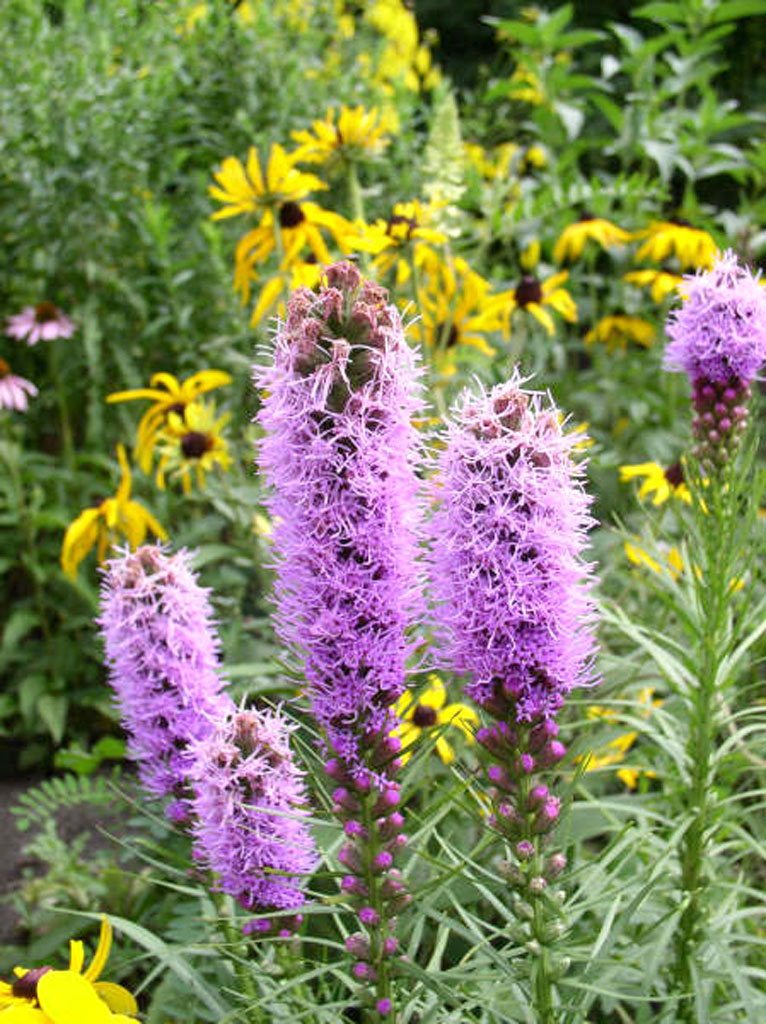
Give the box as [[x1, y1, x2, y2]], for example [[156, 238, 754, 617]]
[[6, 302, 75, 345], [431, 375, 597, 723], [257, 260, 420, 1000], [0, 358, 37, 412], [257, 260, 422, 772], [98, 546, 233, 819], [664, 250, 766, 465], [189, 707, 316, 929]]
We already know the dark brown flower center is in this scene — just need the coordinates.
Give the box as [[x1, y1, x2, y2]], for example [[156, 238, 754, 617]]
[[669, 216, 692, 228], [279, 202, 305, 228], [34, 302, 59, 323], [167, 402, 186, 416], [12, 966, 52, 1001], [412, 704, 438, 728], [181, 432, 213, 459], [515, 275, 543, 307], [0, 357, 10, 378], [664, 461, 684, 487], [578, 210, 595, 222], [386, 213, 417, 239], [434, 321, 459, 348]]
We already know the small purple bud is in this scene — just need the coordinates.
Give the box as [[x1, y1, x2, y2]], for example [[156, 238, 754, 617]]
[[373, 851, 393, 871], [516, 840, 535, 861], [376, 998, 393, 1016], [359, 907, 380, 927]]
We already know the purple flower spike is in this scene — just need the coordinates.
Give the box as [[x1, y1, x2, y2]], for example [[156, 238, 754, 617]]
[[664, 251, 766, 466], [431, 374, 598, 723], [257, 260, 423, 772], [189, 707, 316, 924], [99, 545, 234, 817]]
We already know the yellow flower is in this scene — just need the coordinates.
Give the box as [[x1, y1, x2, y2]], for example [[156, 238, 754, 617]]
[[635, 219, 717, 270], [350, 199, 447, 286], [553, 213, 631, 264], [0, 916, 137, 1022], [61, 445, 167, 579], [106, 369, 232, 473], [506, 67, 545, 104], [583, 688, 661, 789], [489, 270, 577, 337], [291, 105, 395, 169], [522, 144, 547, 170], [464, 141, 519, 181], [623, 268, 683, 302], [392, 676, 478, 765], [584, 315, 655, 352], [619, 461, 691, 505], [155, 400, 232, 494], [413, 259, 503, 375], [233, 202, 352, 300], [209, 144, 327, 221]]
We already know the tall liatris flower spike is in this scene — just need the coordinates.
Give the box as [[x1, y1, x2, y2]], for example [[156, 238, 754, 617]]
[[189, 706, 317, 934], [664, 250, 766, 468], [98, 546, 234, 821], [431, 375, 598, 1015], [257, 261, 421, 1016]]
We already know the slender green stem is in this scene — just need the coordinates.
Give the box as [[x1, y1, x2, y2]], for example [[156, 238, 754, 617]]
[[359, 785, 392, 1021], [346, 161, 365, 225], [48, 341, 75, 470], [216, 892, 263, 1024]]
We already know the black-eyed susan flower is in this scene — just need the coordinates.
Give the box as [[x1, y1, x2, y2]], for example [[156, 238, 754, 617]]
[[350, 199, 447, 286], [619, 461, 691, 505], [553, 212, 631, 264], [489, 269, 577, 337], [584, 314, 655, 352], [232, 201, 352, 300], [61, 445, 167, 579], [0, 915, 137, 1022], [392, 676, 478, 765], [635, 218, 717, 270], [412, 259, 502, 375], [156, 400, 232, 493], [209, 144, 326, 221], [106, 369, 231, 473], [623, 267, 683, 302], [291, 105, 396, 170]]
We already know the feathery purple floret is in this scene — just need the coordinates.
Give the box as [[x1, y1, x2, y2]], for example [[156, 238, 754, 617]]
[[664, 250, 766, 385], [99, 546, 233, 817], [189, 707, 316, 922], [431, 376, 597, 722], [257, 261, 422, 772]]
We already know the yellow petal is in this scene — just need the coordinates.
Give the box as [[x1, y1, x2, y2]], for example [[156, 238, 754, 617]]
[[83, 917, 112, 983], [435, 736, 455, 765], [68, 940, 85, 975], [61, 509, 102, 579], [92, 983, 138, 1016], [37, 972, 112, 1024]]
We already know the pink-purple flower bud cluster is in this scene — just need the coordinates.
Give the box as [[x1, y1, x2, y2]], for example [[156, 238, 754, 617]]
[[664, 251, 766, 465]]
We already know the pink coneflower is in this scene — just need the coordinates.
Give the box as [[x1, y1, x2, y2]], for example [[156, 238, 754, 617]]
[[6, 302, 75, 345], [0, 358, 38, 411]]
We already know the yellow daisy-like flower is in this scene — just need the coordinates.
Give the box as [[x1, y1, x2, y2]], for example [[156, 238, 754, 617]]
[[634, 219, 717, 270], [619, 461, 691, 505], [521, 144, 547, 170], [106, 369, 232, 473], [623, 268, 683, 303], [233, 202, 352, 301], [0, 916, 137, 1022], [584, 688, 662, 789], [489, 270, 577, 337], [61, 445, 167, 579], [392, 676, 478, 765], [209, 144, 327, 221], [553, 213, 631, 264], [584, 314, 655, 352], [291, 105, 395, 169], [350, 199, 447, 287], [413, 259, 503, 375], [464, 141, 519, 182], [155, 400, 232, 494]]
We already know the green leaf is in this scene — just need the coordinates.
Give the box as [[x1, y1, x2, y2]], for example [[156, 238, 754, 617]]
[[37, 694, 68, 744], [3, 609, 39, 649]]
